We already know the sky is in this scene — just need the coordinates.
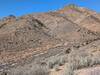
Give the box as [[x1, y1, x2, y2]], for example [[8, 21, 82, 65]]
[[0, 0, 100, 18]]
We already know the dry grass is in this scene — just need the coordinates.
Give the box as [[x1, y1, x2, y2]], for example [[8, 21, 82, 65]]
[[63, 49, 100, 75], [5, 64, 49, 75], [1, 46, 100, 75], [47, 55, 67, 69]]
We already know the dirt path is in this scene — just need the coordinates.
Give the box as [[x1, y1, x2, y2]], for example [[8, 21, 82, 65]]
[[75, 66, 100, 75]]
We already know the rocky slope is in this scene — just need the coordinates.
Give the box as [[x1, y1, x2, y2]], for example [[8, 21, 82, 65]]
[[0, 4, 100, 75]]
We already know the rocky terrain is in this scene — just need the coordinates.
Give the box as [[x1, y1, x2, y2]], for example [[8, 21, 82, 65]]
[[0, 4, 100, 75]]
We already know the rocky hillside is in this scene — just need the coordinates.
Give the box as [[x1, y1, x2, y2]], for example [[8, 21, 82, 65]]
[[0, 4, 100, 75]]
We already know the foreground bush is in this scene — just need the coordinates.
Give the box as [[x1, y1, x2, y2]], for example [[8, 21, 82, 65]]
[[7, 64, 49, 75], [63, 49, 100, 75]]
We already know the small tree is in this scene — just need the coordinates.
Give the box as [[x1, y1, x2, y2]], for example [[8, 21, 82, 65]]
[[8, 15, 16, 19]]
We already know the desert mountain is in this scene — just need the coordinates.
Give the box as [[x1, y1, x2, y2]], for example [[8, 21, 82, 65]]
[[0, 4, 100, 75]]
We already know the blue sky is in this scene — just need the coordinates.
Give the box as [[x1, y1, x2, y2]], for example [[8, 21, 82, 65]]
[[0, 0, 100, 18]]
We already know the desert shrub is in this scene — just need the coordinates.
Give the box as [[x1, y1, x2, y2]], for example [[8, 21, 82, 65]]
[[90, 52, 100, 65], [8, 64, 49, 75], [63, 49, 100, 75], [29, 65, 49, 75], [63, 64, 74, 75], [47, 56, 60, 69], [48, 61, 54, 69], [0, 72, 8, 75], [58, 55, 68, 66], [54, 65, 60, 71], [47, 55, 67, 69]]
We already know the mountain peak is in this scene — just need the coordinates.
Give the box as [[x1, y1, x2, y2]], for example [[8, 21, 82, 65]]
[[58, 4, 82, 14], [64, 4, 79, 9]]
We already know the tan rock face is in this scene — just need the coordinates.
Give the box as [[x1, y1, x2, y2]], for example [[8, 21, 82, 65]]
[[57, 5, 100, 33], [77, 15, 100, 32], [0, 17, 59, 51]]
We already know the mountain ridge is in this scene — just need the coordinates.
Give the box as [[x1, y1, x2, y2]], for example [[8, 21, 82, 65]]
[[0, 5, 100, 75]]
